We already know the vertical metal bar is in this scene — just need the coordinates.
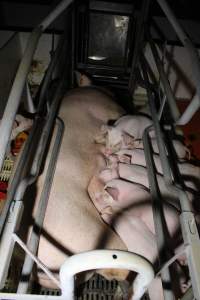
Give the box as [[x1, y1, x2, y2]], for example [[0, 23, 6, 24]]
[[128, 0, 150, 94], [0, 28, 42, 171], [17, 118, 64, 294], [143, 130, 174, 300], [148, 36, 180, 122]]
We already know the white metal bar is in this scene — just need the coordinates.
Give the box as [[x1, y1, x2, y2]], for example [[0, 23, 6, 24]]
[[176, 93, 200, 125], [12, 234, 61, 289], [0, 294, 63, 300], [0, 28, 42, 171], [39, 0, 73, 31], [60, 250, 154, 300]]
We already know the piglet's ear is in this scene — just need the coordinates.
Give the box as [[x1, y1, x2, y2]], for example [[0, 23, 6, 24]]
[[122, 131, 135, 148]]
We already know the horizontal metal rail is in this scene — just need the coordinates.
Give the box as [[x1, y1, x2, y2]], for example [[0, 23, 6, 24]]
[[0, 0, 73, 172], [155, 0, 200, 125], [17, 118, 64, 294]]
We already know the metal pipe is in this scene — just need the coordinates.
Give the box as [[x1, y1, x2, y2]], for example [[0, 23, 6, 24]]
[[25, 81, 36, 113], [156, 0, 200, 122], [128, 0, 150, 94], [0, 0, 72, 172], [143, 129, 174, 300], [60, 250, 154, 300], [176, 93, 200, 125], [155, 0, 190, 46], [141, 59, 200, 300], [140, 58, 191, 213], [0, 117, 43, 236], [37, 36, 64, 112], [39, 0, 73, 31], [0, 28, 42, 171], [17, 118, 64, 294], [148, 37, 180, 122]]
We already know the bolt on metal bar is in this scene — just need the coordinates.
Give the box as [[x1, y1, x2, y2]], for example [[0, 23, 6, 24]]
[[148, 36, 180, 122], [17, 118, 64, 294], [155, 0, 200, 124]]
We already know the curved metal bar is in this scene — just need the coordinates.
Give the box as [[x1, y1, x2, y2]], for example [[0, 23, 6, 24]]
[[60, 250, 154, 300]]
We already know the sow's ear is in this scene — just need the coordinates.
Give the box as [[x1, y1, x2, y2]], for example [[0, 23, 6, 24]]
[[74, 71, 92, 87], [122, 131, 135, 148], [94, 124, 111, 144]]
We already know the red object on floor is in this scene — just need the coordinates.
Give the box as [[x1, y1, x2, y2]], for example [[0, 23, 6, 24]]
[[177, 101, 200, 160], [0, 191, 6, 200], [0, 182, 8, 191]]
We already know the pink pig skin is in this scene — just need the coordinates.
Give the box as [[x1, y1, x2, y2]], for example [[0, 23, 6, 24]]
[[116, 149, 200, 191], [29, 87, 130, 287], [134, 138, 189, 159], [118, 163, 194, 210], [101, 206, 184, 300], [114, 114, 153, 139], [98, 167, 119, 183]]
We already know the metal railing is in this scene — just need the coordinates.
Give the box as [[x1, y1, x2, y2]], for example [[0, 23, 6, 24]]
[[0, 0, 73, 172]]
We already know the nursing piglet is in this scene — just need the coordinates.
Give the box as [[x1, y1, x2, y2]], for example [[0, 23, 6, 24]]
[[133, 138, 190, 159], [118, 163, 194, 209], [101, 203, 185, 300], [95, 114, 153, 155], [116, 149, 200, 191]]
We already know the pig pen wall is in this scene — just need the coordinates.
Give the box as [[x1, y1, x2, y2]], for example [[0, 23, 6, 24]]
[[0, 30, 60, 117]]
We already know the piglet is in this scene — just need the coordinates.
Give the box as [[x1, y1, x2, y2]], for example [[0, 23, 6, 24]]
[[116, 149, 200, 191], [133, 138, 190, 159], [95, 115, 153, 155], [118, 163, 194, 210]]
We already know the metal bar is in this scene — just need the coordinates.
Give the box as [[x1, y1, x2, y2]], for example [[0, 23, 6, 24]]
[[176, 93, 200, 125], [37, 37, 64, 112], [148, 36, 180, 122], [128, 0, 150, 94], [141, 58, 200, 300], [60, 250, 154, 300], [25, 81, 36, 113], [39, 0, 73, 31], [0, 201, 24, 289], [17, 118, 64, 294], [156, 0, 200, 122], [0, 28, 42, 171], [0, 77, 65, 289], [0, 0, 73, 172], [143, 129, 174, 300], [0, 117, 44, 237], [140, 57, 191, 212], [0, 294, 63, 300]]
